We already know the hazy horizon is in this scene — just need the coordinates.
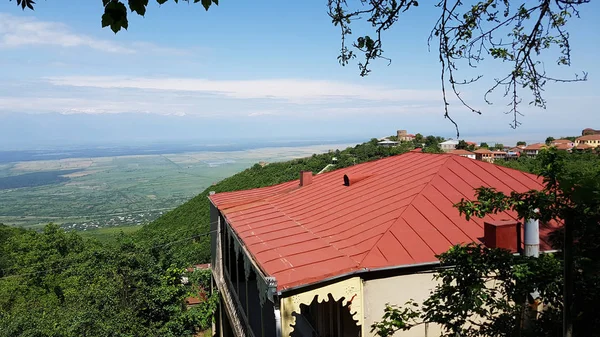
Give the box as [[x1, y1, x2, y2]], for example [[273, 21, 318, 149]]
[[0, 1, 598, 151]]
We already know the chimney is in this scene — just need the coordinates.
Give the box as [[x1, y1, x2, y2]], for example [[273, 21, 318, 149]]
[[524, 218, 540, 257], [299, 171, 313, 186], [343, 174, 370, 186], [484, 220, 520, 252]]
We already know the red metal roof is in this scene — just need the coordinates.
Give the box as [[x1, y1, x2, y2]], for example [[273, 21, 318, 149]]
[[449, 149, 474, 156], [524, 143, 546, 150], [209, 152, 556, 291]]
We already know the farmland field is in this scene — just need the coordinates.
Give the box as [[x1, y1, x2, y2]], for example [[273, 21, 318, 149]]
[[0, 143, 354, 231]]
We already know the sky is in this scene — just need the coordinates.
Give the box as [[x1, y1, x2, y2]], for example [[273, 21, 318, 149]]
[[0, 0, 599, 150]]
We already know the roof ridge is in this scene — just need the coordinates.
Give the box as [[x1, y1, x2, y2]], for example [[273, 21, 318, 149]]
[[356, 154, 454, 266]]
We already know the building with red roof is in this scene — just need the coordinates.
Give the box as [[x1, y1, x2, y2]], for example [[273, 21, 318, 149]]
[[448, 149, 475, 159], [473, 148, 494, 162], [575, 134, 600, 149], [209, 152, 556, 337], [523, 143, 546, 157], [582, 128, 600, 136]]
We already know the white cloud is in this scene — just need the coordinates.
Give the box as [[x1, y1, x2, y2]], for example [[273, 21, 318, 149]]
[[248, 110, 279, 117], [0, 12, 190, 55], [0, 13, 134, 53], [44, 75, 444, 103]]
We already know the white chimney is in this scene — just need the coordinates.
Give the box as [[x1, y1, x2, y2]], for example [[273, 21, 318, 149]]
[[524, 210, 540, 257]]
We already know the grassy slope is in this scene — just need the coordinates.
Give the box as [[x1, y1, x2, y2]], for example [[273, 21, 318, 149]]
[[134, 139, 414, 266]]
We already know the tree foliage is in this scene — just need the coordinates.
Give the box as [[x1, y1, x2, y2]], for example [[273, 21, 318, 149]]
[[328, 0, 589, 134], [372, 245, 563, 337], [372, 149, 600, 337], [0, 224, 216, 337], [11, 0, 218, 33]]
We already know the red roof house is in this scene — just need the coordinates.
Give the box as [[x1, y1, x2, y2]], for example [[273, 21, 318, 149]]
[[208, 152, 557, 337]]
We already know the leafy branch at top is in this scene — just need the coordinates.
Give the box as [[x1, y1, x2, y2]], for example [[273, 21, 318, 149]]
[[328, 0, 589, 136], [12, 0, 219, 33]]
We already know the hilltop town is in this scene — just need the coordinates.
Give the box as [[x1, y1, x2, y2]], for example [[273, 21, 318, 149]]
[[376, 128, 600, 162]]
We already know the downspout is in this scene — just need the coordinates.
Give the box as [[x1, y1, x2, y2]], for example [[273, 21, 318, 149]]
[[266, 277, 282, 337]]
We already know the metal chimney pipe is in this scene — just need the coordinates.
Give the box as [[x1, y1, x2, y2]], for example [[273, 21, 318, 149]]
[[524, 210, 540, 257]]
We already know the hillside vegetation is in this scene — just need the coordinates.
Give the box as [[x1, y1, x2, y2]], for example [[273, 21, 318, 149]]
[[2, 136, 599, 337], [134, 138, 416, 266]]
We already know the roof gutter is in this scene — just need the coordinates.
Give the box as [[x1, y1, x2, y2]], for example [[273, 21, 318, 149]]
[[278, 260, 441, 296], [277, 249, 561, 296]]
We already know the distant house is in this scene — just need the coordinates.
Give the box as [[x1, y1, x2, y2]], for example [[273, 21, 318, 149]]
[[523, 143, 546, 157], [474, 148, 494, 162], [491, 150, 507, 161], [582, 128, 600, 136], [551, 139, 574, 146], [448, 149, 475, 159], [575, 134, 600, 149], [505, 148, 521, 160], [396, 130, 416, 142], [377, 140, 399, 147], [574, 143, 593, 151], [440, 139, 459, 152], [208, 152, 556, 337], [183, 263, 211, 309]]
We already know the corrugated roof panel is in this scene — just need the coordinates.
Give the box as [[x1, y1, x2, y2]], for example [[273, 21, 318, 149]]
[[401, 205, 454, 256], [371, 231, 415, 266], [387, 218, 434, 263], [328, 218, 397, 245], [411, 194, 472, 245], [420, 183, 483, 240], [210, 153, 553, 291], [337, 235, 383, 263]]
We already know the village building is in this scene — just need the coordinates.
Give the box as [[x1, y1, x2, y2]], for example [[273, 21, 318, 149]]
[[582, 128, 600, 136], [575, 134, 600, 149], [208, 152, 555, 337], [377, 139, 399, 147], [439, 139, 459, 152], [396, 130, 416, 142], [448, 149, 475, 159], [473, 148, 494, 162], [523, 143, 546, 157]]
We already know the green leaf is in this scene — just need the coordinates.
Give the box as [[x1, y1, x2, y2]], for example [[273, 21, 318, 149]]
[[129, 0, 149, 16], [102, 1, 129, 33], [103, 0, 111, 5], [101, 13, 112, 28], [156, 0, 168, 4], [201, 0, 211, 11]]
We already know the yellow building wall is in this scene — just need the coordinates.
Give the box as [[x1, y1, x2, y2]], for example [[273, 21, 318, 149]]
[[279, 277, 364, 337], [363, 272, 443, 337], [576, 139, 600, 148]]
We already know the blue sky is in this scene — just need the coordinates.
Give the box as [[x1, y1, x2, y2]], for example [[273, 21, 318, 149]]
[[0, 0, 598, 149]]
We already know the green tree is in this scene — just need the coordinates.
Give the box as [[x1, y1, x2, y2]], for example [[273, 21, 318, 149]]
[[328, 0, 588, 134], [11, 0, 219, 33], [455, 140, 468, 150], [371, 149, 600, 337], [479, 142, 489, 148], [493, 143, 505, 150], [546, 136, 556, 145], [517, 141, 527, 146]]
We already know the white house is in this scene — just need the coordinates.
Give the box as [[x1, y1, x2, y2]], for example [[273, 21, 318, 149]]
[[439, 139, 459, 152]]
